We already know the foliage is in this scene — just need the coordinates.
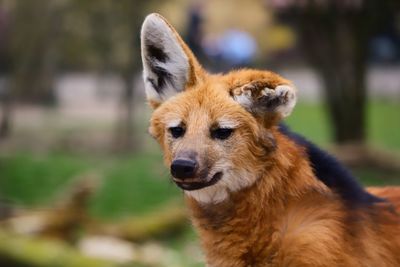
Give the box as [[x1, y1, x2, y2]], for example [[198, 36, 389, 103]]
[[271, 0, 399, 144], [1, 0, 149, 74]]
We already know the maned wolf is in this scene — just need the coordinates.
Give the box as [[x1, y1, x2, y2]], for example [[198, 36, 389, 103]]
[[140, 13, 400, 267]]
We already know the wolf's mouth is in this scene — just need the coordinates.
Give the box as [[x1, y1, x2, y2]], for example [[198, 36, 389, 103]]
[[174, 172, 223, 191]]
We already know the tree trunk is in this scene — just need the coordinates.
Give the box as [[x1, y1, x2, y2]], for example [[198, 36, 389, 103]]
[[0, 91, 12, 140], [295, 9, 368, 144], [117, 73, 136, 152], [321, 66, 367, 144], [113, 70, 140, 154], [319, 19, 367, 144]]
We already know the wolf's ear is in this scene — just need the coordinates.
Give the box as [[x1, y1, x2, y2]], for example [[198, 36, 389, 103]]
[[141, 13, 203, 108], [231, 80, 297, 122]]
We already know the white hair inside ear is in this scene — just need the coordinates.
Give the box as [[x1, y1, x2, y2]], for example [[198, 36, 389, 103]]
[[273, 85, 297, 117], [232, 83, 297, 118], [141, 14, 190, 103]]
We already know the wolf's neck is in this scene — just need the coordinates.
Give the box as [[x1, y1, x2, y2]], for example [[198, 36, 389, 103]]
[[186, 167, 289, 232], [185, 168, 293, 266], [187, 186, 276, 233], [185, 135, 329, 264], [187, 133, 324, 225]]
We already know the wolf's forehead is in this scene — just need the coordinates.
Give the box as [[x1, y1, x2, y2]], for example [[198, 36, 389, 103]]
[[160, 84, 245, 126], [163, 104, 241, 129]]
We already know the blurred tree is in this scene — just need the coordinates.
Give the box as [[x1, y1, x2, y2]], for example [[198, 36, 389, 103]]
[[0, 0, 64, 139], [105, 0, 149, 153], [0, 0, 151, 151], [0, 2, 11, 139], [8, 0, 63, 104], [270, 0, 399, 145], [55, 0, 150, 152]]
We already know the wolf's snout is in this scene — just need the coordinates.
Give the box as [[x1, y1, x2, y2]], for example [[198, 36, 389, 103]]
[[170, 159, 198, 179]]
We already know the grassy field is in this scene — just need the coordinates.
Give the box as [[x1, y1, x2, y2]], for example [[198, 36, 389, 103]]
[[0, 101, 399, 220], [285, 101, 400, 151], [0, 153, 181, 219]]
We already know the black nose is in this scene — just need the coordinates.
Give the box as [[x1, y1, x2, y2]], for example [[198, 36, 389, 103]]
[[171, 159, 197, 179]]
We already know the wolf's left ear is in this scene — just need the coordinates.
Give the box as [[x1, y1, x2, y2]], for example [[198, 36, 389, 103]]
[[141, 13, 204, 107], [231, 80, 297, 122]]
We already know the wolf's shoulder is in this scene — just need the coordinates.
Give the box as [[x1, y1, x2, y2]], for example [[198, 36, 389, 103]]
[[278, 124, 383, 206]]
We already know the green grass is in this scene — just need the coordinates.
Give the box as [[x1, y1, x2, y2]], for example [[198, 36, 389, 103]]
[[0, 152, 179, 220], [0, 154, 88, 206], [353, 167, 400, 186], [286, 101, 400, 151], [285, 102, 331, 145], [88, 153, 180, 219], [368, 101, 400, 151]]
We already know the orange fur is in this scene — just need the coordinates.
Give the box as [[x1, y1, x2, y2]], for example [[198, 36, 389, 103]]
[[142, 14, 400, 267], [368, 187, 400, 211], [186, 134, 400, 266]]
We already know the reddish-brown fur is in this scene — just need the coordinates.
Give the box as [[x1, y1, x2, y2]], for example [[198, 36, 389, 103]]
[[186, 132, 400, 266], [143, 14, 400, 267]]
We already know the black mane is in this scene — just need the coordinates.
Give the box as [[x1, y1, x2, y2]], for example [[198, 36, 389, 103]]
[[279, 124, 383, 207]]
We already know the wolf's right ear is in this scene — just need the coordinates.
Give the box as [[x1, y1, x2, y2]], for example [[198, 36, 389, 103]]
[[141, 13, 203, 108]]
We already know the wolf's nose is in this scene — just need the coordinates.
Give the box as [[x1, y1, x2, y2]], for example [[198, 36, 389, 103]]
[[171, 159, 197, 179]]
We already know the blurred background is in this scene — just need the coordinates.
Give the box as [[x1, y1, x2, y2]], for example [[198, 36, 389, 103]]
[[0, 0, 399, 266]]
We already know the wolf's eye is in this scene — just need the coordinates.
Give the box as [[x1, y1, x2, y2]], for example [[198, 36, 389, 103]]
[[169, 126, 185, 138], [211, 128, 234, 140]]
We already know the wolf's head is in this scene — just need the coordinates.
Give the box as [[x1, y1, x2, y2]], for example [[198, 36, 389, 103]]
[[141, 14, 297, 204]]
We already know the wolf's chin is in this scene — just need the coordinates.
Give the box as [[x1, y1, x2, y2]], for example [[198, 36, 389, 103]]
[[175, 172, 223, 191], [184, 169, 259, 204]]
